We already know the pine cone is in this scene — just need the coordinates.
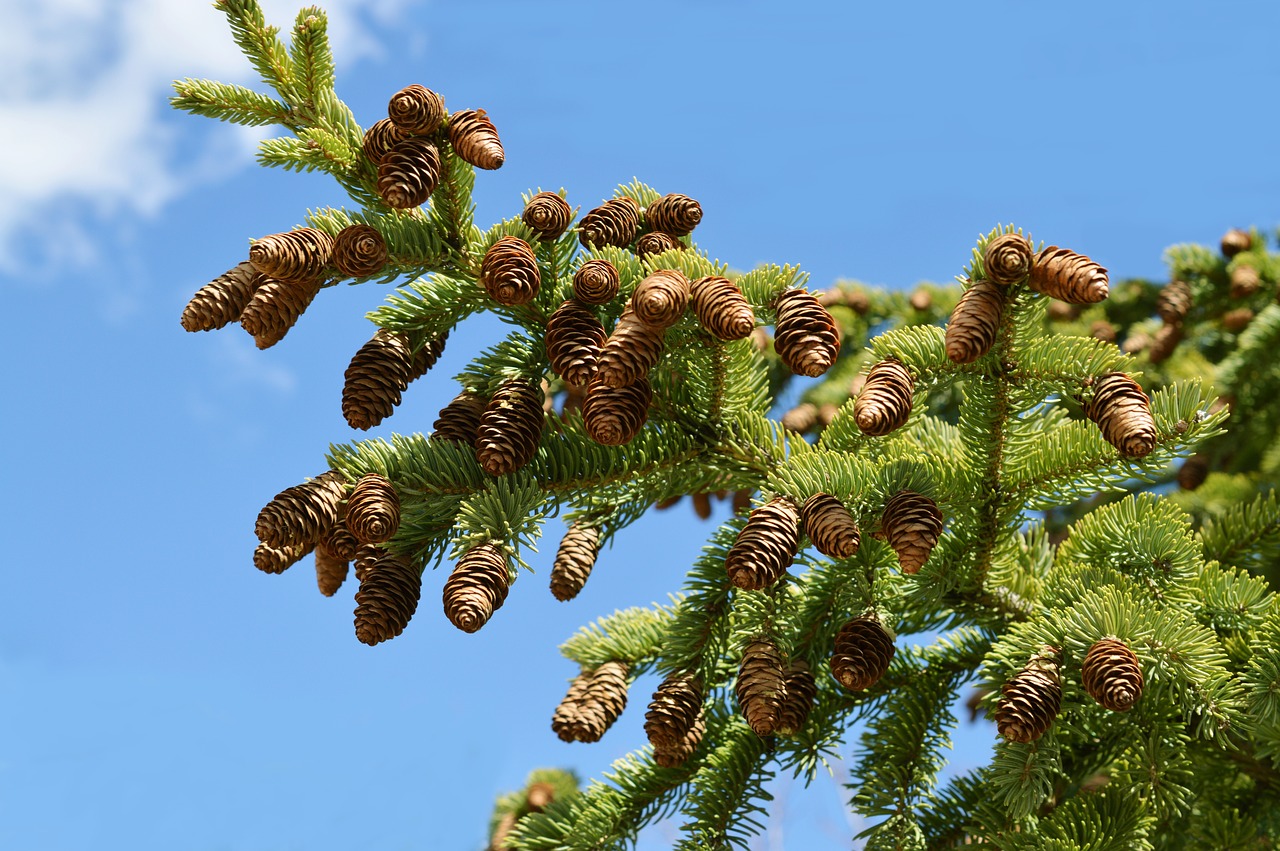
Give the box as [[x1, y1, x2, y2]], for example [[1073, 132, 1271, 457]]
[[525, 782, 556, 813], [645, 193, 702, 236], [1178, 454, 1209, 491], [1156, 279, 1193, 323], [321, 519, 360, 562], [1230, 264, 1261, 298], [732, 489, 754, 515], [881, 491, 943, 574], [1221, 228, 1252, 258], [692, 492, 712, 520], [1090, 321, 1118, 344], [408, 333, 448, 383], [736, 639, 786, 737], [387, 84, 445, 135], [1081, 637, 1144, 712], [314, 542, 349, 597], [239, 275, 322, 348], [582, 377, 652, 446], [775, 660, 817, 736], [475, 378, 545, 475], [1028, 246, 1109, 304], [332, 225, 388, 279], [522, 191, 573, 241], [377, 137, 441, 209], [181, 261, 263, 331], [773, 289, 840, 377], [354, 552, 422, 646], [362, 118, 408, 165], [632, 269, 691, 329], [253, 540, 315, 574], [443, 542, 511, 633], [255, 470, 347, 547], [550, 523, 602, 602], [1047, 301, 1081, 321], [249, 228, 334, 283], [1147, 322, 1183, 364], [945, 277, 1004, 364], [635, 231, 683, 260], [1083, 373, 1156, 458], [996, 654, 1062, 743], [546, 299, 606, 387], [1121, 331, 1151, 355], [596, 306, 665, 388], [983, 233, 1034, 286], [447, 108, 504, 170], [909, 288, 933, 311], [800, 493, 860, 560], [489, 811, 517, 851], [579, 197, 641, 249], [341, 329, 415, 430], [781, 403, 818, 433], [346, 473, 401, 544], [1223, 308, 1255, 333], [551, 661, 629, 743], [690, 276, 755, 341], [830, 614, 895, 691], [353, 543, 384, 583], [724, 497, 800, 590], [573, 259, 621, 305], [854, 359, 914, 436], [480, 236, 541, 306], [652, 710, 705, 768], [645, 673, 703, 749], [432, 390, 488, 444]]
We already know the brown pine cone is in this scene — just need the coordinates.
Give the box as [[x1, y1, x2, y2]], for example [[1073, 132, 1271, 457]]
[[255, 470, 347, 548], [1147, 322, 1183, 364], [387, 84, 445, 135], [443, 542, 511, 633], [882, 491, 943, 574], [448, 108, 504, 170], [945, 277, 1004, 364], [475, 378, 545, 476], [596, 306, 665, 388], [854, 359, 914, 436], [780, 403, 818, 433], [773, 289, 840, 377], [690, 276, 755, 341], [635, 231, 683, 260], [549, 523, 602, 602], [239, 275, 322, 349], [320, 519, 359, 562], [377, 137, 441, 209], [1083, 373, 1156, 458], [1223, 308, 1255, 333], [1121, 331, 1151, 355], [644, 673, 703, 749], [522, 191, 573, 241], [800, 493, 860, 560], [996, 653, 1062, 743], [692, 493, 712, 520], [1157, 279, 1193, 323], [983, 233, 1034, 286], [652, 710, 705, 768], [573, 259, 621, 305], [1047, 301, 1081, 322], [253, 540, 315, 575], [546, 299, 606, 387], [732, 489, 754, 515], [332, 225, 388, 278], [1090, 321, 1118, 344], [489, 811, 518, 851], [909, 288, 933, 311], [582, 377, 652, 446], [181, 261, 263, 332], [1230, 264, 1261, 298], [354, 552, 422, 646], [432, 390, 488, 444], [345, 473, 401, 544], [579, 197, 641, 249], [408, 333, 448, 383], [1221, 228, 1252, 258], [525, 782, 556, 813], [1081, 637, 1144, 712], [341, 329, 415, 430], [1178, 454, 1209, 491], [632, 269, 691, 329], [645, 193, 702, 236], [724, 497, 800, 590], [249, 228, 334, 283], [362, 118, 407, 165], [775, 660, 817, 736], [736, 639, 786, 737], [314, 543, 350, 597], [480, 236, 541, 306], [830, 613, 895, 691], [353, 543, 385, 583], [551, 661, 629, 743], [1028, 246, 1109, 304]]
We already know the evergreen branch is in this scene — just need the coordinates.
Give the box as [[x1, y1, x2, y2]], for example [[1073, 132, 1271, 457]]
[[170, 78, 295, 127], [288, 7, 334, 111], [559, 603, 678, 670], [1199, 489, 1280, 574], [426, 141, 479, 264], [214, 0, 297, 103], [675, 718, 772, 850], [307, 207, 452, 283]]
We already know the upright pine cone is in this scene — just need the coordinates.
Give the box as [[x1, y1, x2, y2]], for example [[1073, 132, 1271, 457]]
[[361, 118, 407, 165], [653, 710, 705, 768], [854, 359, 914, 436], [447, 108, 505, 170], [996, 653, 1063, 743], [830, 613, 895, 691], [775, 660, 817, 736], [1221, 227, 1252, 258], [181, 261, 262, 331], [377, 137, 441, 209], [239, 275, 322, 348], [314, 543, 350, 597], [881, 491, 943, 574], [1028, 246, 1109, 304], [632, 269, 691, 329], [546, 299, 606, 387], [1156, 279, 1193, 323], [354, 552, 422, 646], [1081, 637, 1144, 712], [345, 473, 401, 544], [690, 276, 755, 341], [596, 307, 665, 388], [645, 193, 702, 236], [773, 289, 840, 377], [1178, 454, 1209, 491], [644, 673, 703, 750], [635, 231, 683, 260], [387, 84, 445, 135], [522, 191, 573, 240], [480, 236, 540, 306], [475, 378, 545, 475], [736, 639, 787, 737], [573, 259, 621, 304], [255, 471, 347, 548], [579, 197, 641, 249], [800, 493, 860, 559], [1083, 373, 1156, 458], [332, 225, 388, 278], [253, 540, 314, 574], [983, 233, 1034, 286], [549, 523, 602, 601], [1231, 264, 1261, 298], [582, 378, 652, 446], [341, 329, 415, 430], [432, 390, 488, 444], [724, 497, 801, 590], [443, 543, 511, 633], [551, 661, 629, 743], [249, 228, 334, 283], [945, 277, 1004, 364]]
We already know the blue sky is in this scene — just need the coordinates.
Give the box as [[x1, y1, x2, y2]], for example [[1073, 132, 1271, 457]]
[[1, 1, 1277, 849]]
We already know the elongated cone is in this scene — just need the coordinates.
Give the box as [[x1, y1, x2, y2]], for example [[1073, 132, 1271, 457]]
[[781, 403, 818, 433], [774, 289, 839, 377], [408, 333, 447, 383], [255, 470, 347, 548], [579, 197, 640, 249], [596, 306, 665, 388], [945, 277, 1004, 364], [546, 299, 606, 387], [1081, 637, 1144, 712], [345, 473, 401, 544], [800, 493, 860, 559], [582, 378, 651, 446], [181, 261, 262, 331], [1157, 279, 1192, 323], [443, 542, 511, 633], [1223, 308, 1255, 333], [387, 84, 445, 135], [996, 653, 1062, 743], [377, 137, 441, 208], [830, 614, 895, 691], [882, 491, 943, 574], [983, 233, 1034, 286], [775, 660, 817, 736], [249, 228, 333, 283], [448, 108, 504, 169], [652, 711, 704, 768], [525, 782, 556, 813], [645, 674, 703, 749], [254, 540, 315, 574], [692, 493, 712, 520], [522, 191, 573, 241], [854, 359, 914, 436], [353, 543, 384, 583], [1221, 227, 1252, 258], [1148, 322, 1183, 364], [432, 390, 487, 443], [1178, 454, 1209, 491], [475, 378, 545, 475], [551, 661, 629, 743], [239, 275, 322, 348], [725, 497, 800, 590], [573, 259, 621, 304], [1029, 246, 1109, 304], [736, 639, 786, 737], [635, 231, 683, 260], [489, 811, 517, 851], [314, 543, 349, 597], [632, 269, 690, 329], [645, 193, 702, 236], [341, 329, 414, 430], [362, 118, 407, 165], [354, 552, 422, 646], [1083, 373, 1156, 458], [333, 225, 388, 278], [1230, 264, 1261, 298], [480, 236, 540, 305], [321, 519, 359, 562], [690, 276, 754, 341], [1091, 320, 1117, 344], [549, 523, 602, 601]]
